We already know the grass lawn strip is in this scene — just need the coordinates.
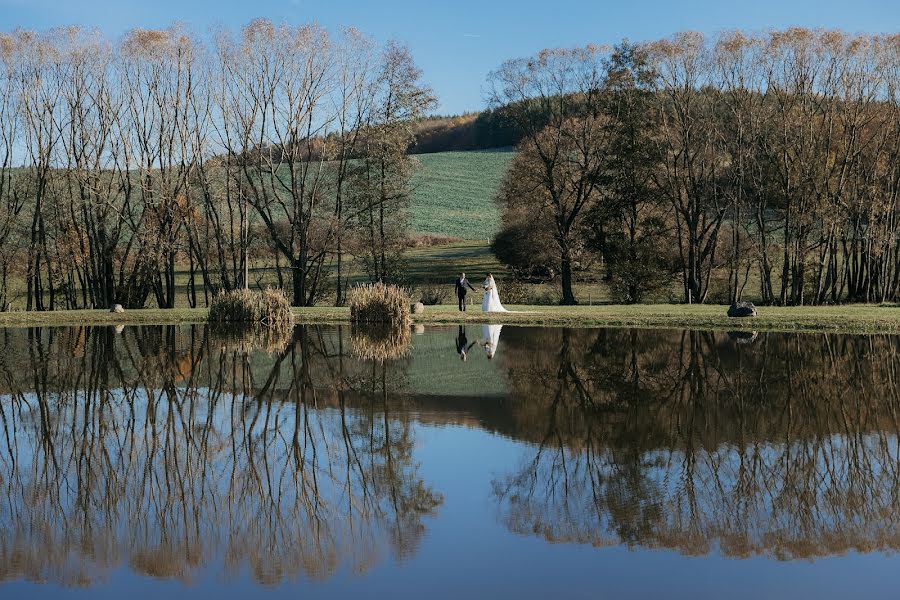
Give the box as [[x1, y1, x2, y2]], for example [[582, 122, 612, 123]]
[[1, 304, 899, 335]]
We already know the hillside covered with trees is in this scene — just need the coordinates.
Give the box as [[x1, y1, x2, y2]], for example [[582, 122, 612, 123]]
[[488, 30, 900, 305]]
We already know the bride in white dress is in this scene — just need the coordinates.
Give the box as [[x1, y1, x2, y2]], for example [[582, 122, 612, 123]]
[[481, 273, 508, 313]]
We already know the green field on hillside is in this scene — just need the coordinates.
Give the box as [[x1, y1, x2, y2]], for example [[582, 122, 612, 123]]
[[410, 149, 514, 240]]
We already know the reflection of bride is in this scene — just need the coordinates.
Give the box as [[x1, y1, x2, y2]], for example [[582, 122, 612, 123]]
[[481, 324, 503, 359], [481, 273, 508, 312]]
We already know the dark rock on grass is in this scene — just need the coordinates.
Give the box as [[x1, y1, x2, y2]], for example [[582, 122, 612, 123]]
[[727, 301, 757, 318], [110, 304, 125, 313]]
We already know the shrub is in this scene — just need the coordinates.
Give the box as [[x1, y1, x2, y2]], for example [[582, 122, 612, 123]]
[[528, 285, 563, 306], [416, 280, 449, 305], [491, 221, 557, 279], [208, 288, 294, 329], [608, 252, 675, 304], [351, 324, 412, 361], [497, 277, 528, 304], [348, 283, 411, 325], [704, 275, 732, 305]]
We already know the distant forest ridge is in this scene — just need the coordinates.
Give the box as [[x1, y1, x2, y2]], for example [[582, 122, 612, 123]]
[[256, 98, 541, 160], [247, 107, 524, 162], [408, 110, 522, 153], [218, 106, 521, 166]]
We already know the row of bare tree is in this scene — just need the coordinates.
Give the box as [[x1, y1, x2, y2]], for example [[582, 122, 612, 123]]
[[0, 20, 434, 311], [491, 29, 900, 304]]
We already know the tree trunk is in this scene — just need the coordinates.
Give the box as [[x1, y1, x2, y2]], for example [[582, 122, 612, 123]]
[[292, 259, 304, 307], [559, 247, 577, 305]]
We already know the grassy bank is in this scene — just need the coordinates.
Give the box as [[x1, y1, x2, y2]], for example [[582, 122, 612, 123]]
[[404, 304, 900, 334], [0, 308, 211, 328], [1, 303, 899, 334]]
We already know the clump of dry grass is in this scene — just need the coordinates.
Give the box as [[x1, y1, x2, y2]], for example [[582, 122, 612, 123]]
[[348, 283, 411, 326], [208, 288, 294, 329], [351, 325, 411, 361]]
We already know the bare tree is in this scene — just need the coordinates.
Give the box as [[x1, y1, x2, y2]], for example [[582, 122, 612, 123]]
[[713, 31, 768, 304], [215, 20, 337, 306], [57, 28, 127, 308], [488, 46, 609, 304], [647, 32, 727, 304], [118, 26, 200, 308], [17, 30, 67, 310], [329, 28, 377, 304], [0, 33, 25, 310], [352, 41, 435, 284]]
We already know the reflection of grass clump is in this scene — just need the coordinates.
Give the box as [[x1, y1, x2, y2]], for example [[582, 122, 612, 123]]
[[348, 283, 411, 326], [208, 324, 293, 354], [208, 288, 294, 329], [351, 325, 411, 361], [130, 544, 201, 581]]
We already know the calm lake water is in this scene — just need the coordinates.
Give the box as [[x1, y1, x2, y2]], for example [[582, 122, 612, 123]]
[[0, 323, 899, 599]]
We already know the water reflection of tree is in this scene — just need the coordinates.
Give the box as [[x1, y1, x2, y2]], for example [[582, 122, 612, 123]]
[[0, 325, 440, 586], [492, 327, 900, 559]]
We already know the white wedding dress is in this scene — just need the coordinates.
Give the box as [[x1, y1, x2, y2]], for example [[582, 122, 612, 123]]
[[481, 276, 508, 312]]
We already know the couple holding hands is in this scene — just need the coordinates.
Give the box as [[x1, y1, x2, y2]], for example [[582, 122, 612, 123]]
[[454, 272, 507, 313]]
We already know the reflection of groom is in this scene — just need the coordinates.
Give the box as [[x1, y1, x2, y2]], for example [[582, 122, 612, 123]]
[[454, 272, 477, 312], [456, 325, 475, 360]]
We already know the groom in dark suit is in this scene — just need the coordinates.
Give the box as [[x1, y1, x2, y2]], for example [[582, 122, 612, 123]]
[[455, 272, 477, 311]]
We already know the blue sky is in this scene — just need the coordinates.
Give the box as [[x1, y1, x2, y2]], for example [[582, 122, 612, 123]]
[[1, 0, 898, 114]]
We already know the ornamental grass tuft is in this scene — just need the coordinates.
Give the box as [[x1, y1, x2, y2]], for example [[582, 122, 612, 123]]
[[208, 288, 294, 330], [348, 283, 411, 326]]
